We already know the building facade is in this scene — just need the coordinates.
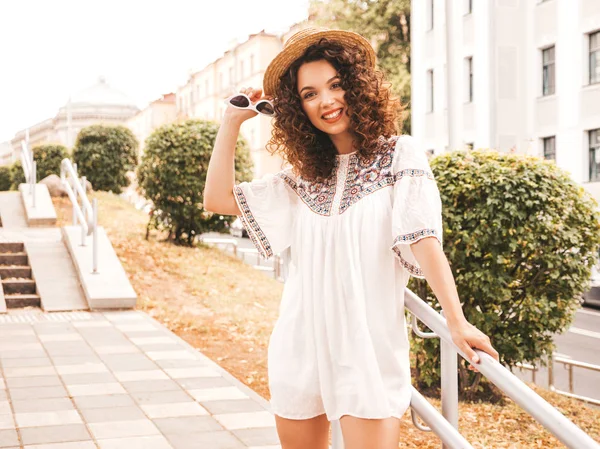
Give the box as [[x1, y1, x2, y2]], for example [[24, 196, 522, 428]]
[[126, 93, 177, 160], [176, 22, 312, 178], [0, 142, 12, 167], [411, 0, 600, 202], [10, 77, 139, 162]]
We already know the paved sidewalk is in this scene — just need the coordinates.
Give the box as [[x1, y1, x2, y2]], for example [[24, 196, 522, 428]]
[[0, 310, 281, 449]]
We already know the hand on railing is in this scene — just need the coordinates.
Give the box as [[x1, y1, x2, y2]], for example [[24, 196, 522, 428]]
[[449, 321, 499, 372]]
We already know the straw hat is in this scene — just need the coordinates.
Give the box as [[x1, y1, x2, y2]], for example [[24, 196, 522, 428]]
[[263, 26, 377, 97]]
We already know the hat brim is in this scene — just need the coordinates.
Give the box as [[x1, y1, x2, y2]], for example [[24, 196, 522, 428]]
[[263, 29, 376, 97]]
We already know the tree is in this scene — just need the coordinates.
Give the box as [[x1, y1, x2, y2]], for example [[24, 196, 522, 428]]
[[137, 119, 254, 246], [73, 125, 138, 193], [410, 149, 600, 398], [10, 144, 68, 189], [0, 167, 11, 191], [309, 0, 412, 134]]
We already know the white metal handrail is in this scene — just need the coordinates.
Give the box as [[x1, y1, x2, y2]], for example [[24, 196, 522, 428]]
[[403, 289, 600, 449], [20, 139, 37, 208], [60, 158, 99, 273]]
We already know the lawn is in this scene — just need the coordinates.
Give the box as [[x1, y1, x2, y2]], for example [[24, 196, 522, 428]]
[[53, 191, 600, 448]]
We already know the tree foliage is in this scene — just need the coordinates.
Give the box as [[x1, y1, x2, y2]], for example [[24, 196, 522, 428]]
[[0, 167, 11, 191], [73, 125, 138, 193], [10, 144, 68, 189], [309, 0, 411, 134], [137, 119, 254, 246], [410, 149, 600, 398]]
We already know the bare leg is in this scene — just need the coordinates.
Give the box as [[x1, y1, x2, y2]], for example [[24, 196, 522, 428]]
[[339, 415, 401, 449], [275, 413, 330, 449]]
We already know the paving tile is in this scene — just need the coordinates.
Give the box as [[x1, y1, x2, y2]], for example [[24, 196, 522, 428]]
[[73, 394, 135, 410], [130, 337, 175, 346], [12, 398, 75, 414], [6, 376, 62, 389], [72, 320, 111, 328], [67, 382, 126, 397], [0, 393, 6, 401], [3, 366, 56, 378], [15, 410, 82, 427], [88, 419, 160, 439], [131, 390, 193, 405], [146, 351, 196, 361], [55, 364, 108, 375], [0, 358, 51, 368], [0, 429, 19, 447], [121, 380, 183, 394], [174, 377, 231, 390], [200, 399, 266, 415], [164, 367, 220, 379], [39, 334, 84, 342], [165, 430, 244, 449], [9, 386, 67, 400], [155, 359, 208, 370], [152, 416, 223, 435], [0, 404, 9, 416], [0, 349, 48, 359], [20, 424, 91, 445], [114, 370, 168, 382], [188, 387, 249, 402], [116, 324, 159, 332], [24, 442, 96, 449], [44, 344, 95, 357], [140, 403, 209, 419], [94, 345, 140, 355], [100, 354, 157, 372], [0, 343, 43, 352], [51, 356, 101, 366], [231, 427, 280, 447], [0, 415, 14, 430], [214, 412, 276, 430], [80, 406, 146, 423], [60, 372, 116, 385], [134, 344, 183, 352], [97, 435, 173, 449], [0, 329, 35, 337]]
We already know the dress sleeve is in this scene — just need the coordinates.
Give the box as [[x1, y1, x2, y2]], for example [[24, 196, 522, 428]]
[[233, 170, 296, 260], [390, 135, 443, 279]]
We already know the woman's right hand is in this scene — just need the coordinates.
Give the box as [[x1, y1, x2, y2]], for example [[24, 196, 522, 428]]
[[223, 87, 271, 124]]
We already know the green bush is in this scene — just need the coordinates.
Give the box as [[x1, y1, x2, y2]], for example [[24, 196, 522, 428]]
[[410, 149, 600, 397], [0, 167, 11, 191], [10, 144, 68, 189], [137, 119, 254, 246], [73, 125, 138, 193]]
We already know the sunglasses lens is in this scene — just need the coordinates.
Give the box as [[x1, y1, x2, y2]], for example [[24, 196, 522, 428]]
[[230, 95, 249, 107], [256, 101, 274, 115]]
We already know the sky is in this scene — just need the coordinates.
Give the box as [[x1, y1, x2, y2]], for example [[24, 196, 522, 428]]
[[0, 0, 310, 142]]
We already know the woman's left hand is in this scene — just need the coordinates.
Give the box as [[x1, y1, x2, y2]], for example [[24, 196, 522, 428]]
[[449, 321, 499, 372]]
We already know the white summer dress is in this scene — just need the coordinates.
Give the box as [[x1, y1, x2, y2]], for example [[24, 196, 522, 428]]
[[232, 134, 443, 421]]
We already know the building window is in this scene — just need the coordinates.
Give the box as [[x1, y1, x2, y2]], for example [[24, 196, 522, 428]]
[[464, 0, 472, 14], [590, 31, 600, 84], [590, 129, 600, 182], [542, 46, 555, 96], [464, 56, 473, 102], [542, 136, 556, 160], [465, 142, 474, 151], [426, 69, 434, 113], [250, 54, 255, 74], [426, 0, 434, 31]]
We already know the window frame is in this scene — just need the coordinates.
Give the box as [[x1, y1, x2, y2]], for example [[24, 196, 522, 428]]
[[542, 136, 556, 161], [542, 45, 556, 96], [590, 31, 600, 85], [590, 129, 600, 182]]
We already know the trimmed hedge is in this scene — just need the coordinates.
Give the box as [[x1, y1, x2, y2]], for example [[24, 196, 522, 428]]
[[73, 125, 138, 193], [410, 149, 600, 398], [10, 144, 68, 189], [0, 167, 11, 191], [137, 119, 254, 246]]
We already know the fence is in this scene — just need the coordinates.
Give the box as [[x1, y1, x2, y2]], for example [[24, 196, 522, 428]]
[[20, 139, 37, 208]]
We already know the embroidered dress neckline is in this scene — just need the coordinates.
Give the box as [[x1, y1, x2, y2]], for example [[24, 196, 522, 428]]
[[335, 151, 358, 158]]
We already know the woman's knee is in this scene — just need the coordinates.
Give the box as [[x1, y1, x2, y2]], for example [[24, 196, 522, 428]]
[[275, 413, 330, 449], [339, 415, 401, 449]]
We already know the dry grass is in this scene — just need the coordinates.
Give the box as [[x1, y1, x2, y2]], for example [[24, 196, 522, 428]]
[[53, 192, 600, 448]]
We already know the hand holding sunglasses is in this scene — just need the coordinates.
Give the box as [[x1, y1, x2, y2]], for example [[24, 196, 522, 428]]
[[223, 90, 275, 117]]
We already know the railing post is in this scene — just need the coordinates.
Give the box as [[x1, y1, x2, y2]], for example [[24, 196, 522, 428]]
[[441, 339, 459, 448], [72, 163, 78, 226], [32, 161, 36, 208], [331, 420, 344, 448], [93, 198, 98, 274], [548, 354, 554, 390]]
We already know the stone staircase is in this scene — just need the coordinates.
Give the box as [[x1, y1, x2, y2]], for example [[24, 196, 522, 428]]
[[0, 242, 40, 308]]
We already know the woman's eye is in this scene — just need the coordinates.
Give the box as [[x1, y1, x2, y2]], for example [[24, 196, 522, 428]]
[[304, 92, 314, 99], [332, 82, 341, 88]]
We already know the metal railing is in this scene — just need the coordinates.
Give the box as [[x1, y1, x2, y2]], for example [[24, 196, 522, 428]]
[[20, 139, 37, 208], [198, 237, 284, 280], [60, 158, 99, 273], [518, 355, 600, 406]]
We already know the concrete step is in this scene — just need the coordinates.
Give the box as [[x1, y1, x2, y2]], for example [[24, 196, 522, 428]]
[[0, 242, 25, 253], [2, 279, 36, 295], [0, 253, 28, 266], [4, 294, 41, 308], [0, 266, 31, 278]]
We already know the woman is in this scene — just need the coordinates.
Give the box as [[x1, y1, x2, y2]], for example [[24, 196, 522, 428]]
[[204, 27, 499, 449]]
